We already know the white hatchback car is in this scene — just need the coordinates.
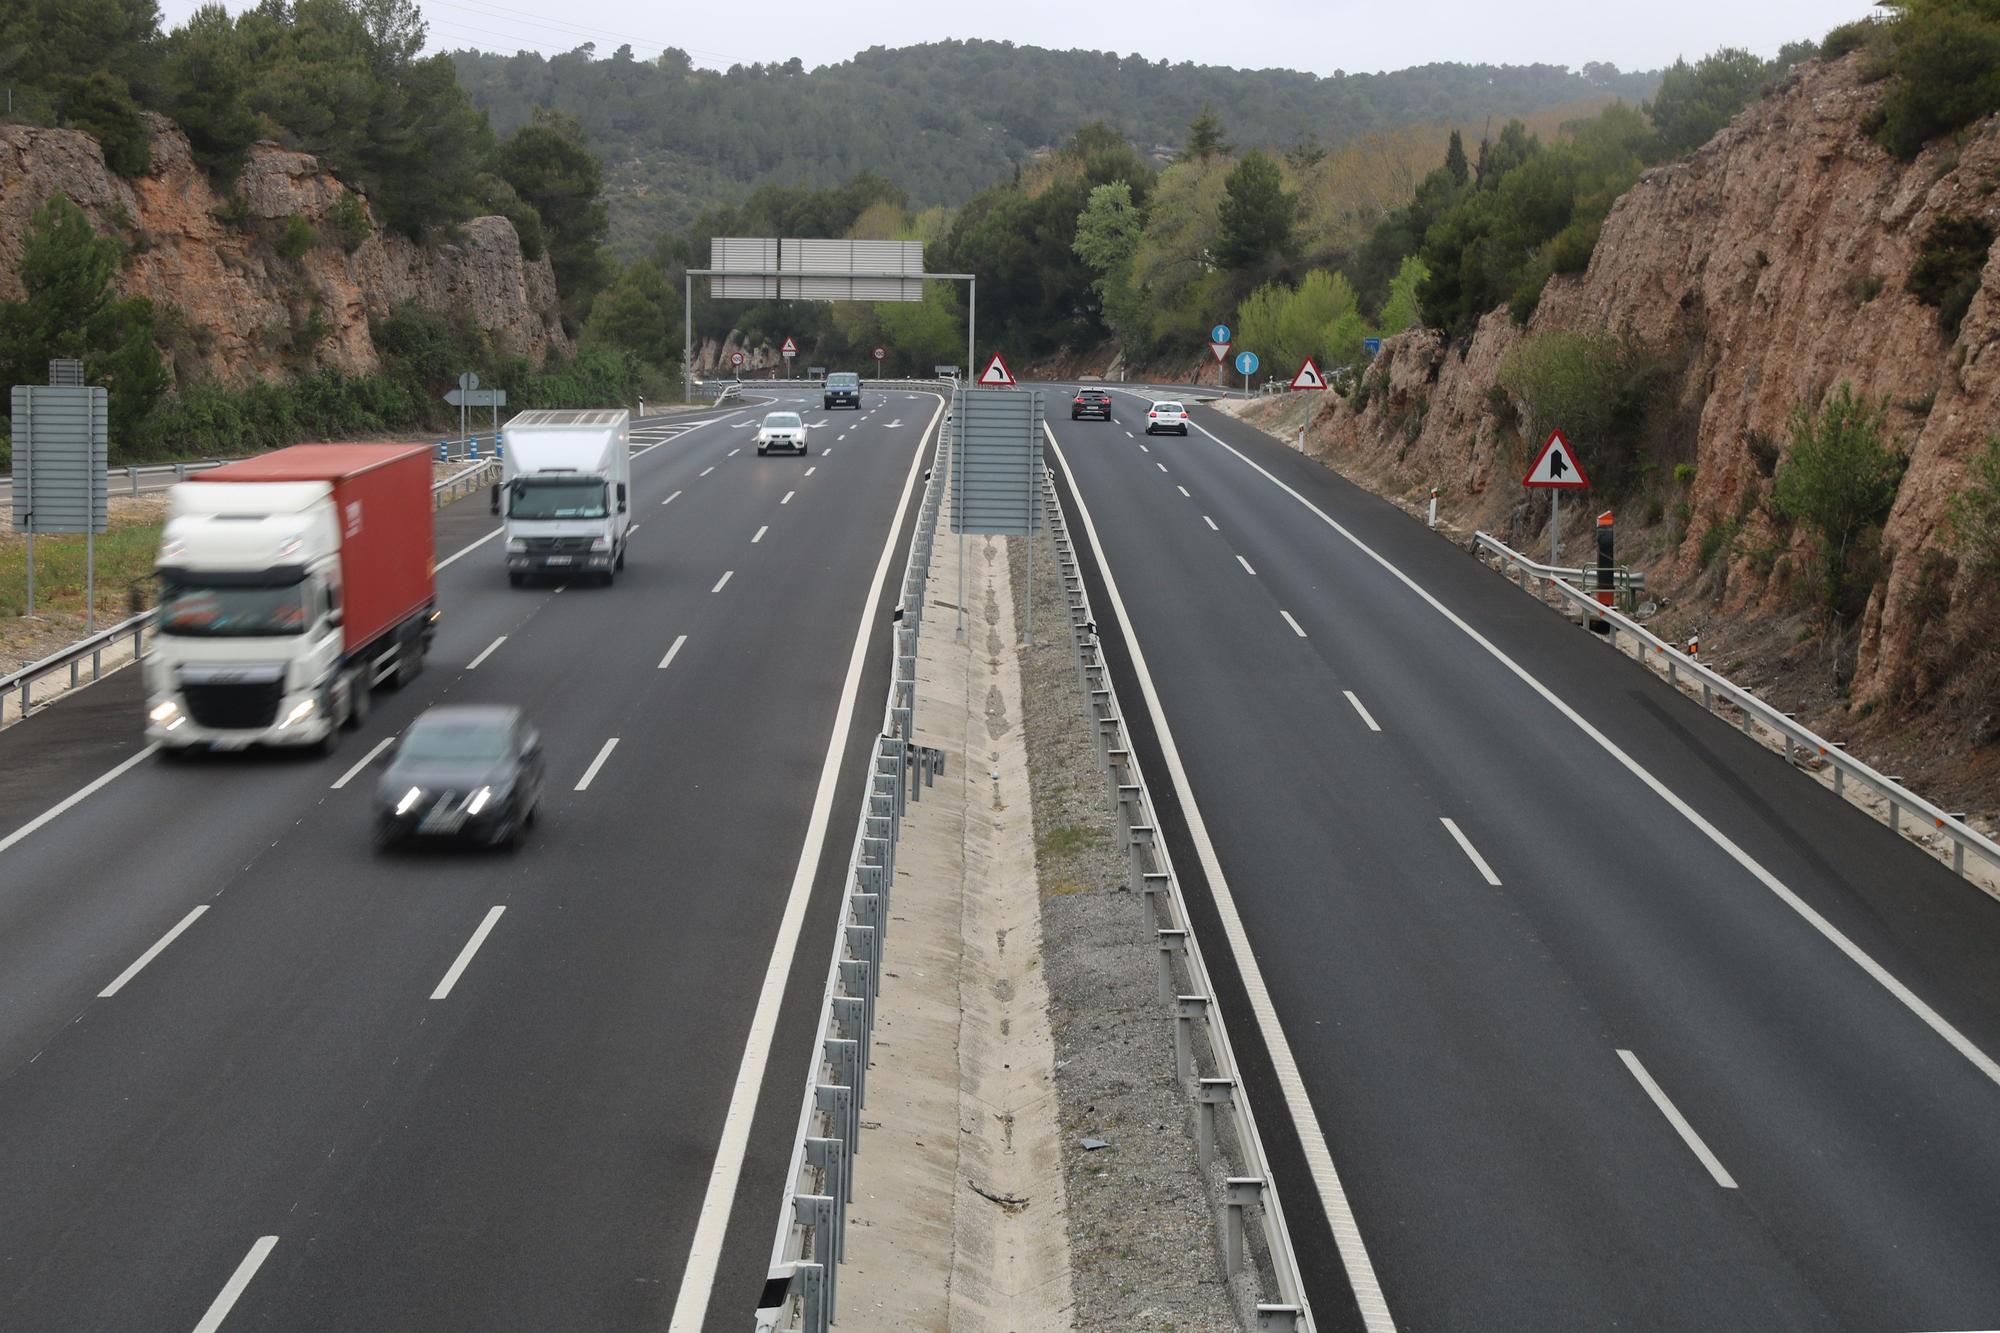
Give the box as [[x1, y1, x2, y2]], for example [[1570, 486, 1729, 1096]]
[[1145, 401, 1190, 435], [756, 411, 809, 456]]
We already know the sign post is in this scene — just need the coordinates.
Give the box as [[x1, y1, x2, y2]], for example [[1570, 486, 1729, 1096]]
[[11, 373, 110, 627], [1233, 349, 1259, 395], [1522, 428, 1590, 567], [730, 350, 746, 379], [1210, 323, 1232, 384], [872, 345, 886, 376], [780, 335, 798, 377]]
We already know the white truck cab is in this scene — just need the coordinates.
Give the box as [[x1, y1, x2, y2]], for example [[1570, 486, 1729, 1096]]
[[497, 409, 632, 587]]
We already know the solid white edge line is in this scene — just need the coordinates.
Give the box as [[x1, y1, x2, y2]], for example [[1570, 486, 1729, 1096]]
[[0, 743, 159, 858], [466, 635, 507, 670], [1178, 413, 2000, 1090], [1616, 1049, 1739, 1189], [1045, 424, 1396, 1331], [574, 737, 619, 791], [1281, 610, 1307, 638], [1440, 817, 1503, 886], [667, 391, 942, 1333], [711, 570, 734, 594], [659, 634, 688, 670], [330, 735, 397, 789], [434, 526, 501, 571], [1237, 554, 1258, 576], [191, 1235, 279, 1333], [752, 526, 768, 543], [1343, 690, 1383, 733], [430, 905, 506, 1001], [99, 904, 208, 998]]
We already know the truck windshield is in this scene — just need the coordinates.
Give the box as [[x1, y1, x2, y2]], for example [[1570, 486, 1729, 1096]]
[[509, 479, 607, 520], [158, 580, 310, 637]]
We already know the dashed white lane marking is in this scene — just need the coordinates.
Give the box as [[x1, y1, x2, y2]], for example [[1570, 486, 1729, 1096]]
[[700, 466, 715, 477], [711, 570, 734, 593], [780, 491, 795, 505], [431, 905, 506, 1001], [1236, 555, 1257, 576], [753, 526, 768, 543], [1617, 1049, 1739, 1189], [1203, 516, 1218, 531], [575, 737, 619, 791], [728, 448, 740, 456], [1441, 817, 1503, 886], [192, 1235, 279, 1333], [466, 635, 507, 670], [1139, 443, 1150, 453], [662, 491, 682, 505], [1178, 485, 1191, 497], [1280, 610, 1307, 638], [659, 635, 688, 670], [99, 905, 208, 998], [1344, 691, 1382, 733], [804, 466, 816, 476], [331, 736, 397, 789]]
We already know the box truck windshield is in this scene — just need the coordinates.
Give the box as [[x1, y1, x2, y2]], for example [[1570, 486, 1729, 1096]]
[[158, 578, 310, 637], [508, 478, 607, 519]]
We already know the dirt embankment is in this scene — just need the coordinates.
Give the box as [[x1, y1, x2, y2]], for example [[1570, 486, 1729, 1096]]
[[0, 115, 569, 385], [1268, 54, 2000, 816]]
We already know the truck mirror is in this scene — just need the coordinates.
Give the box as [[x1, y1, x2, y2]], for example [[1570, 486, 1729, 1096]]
[[490, 483, 500, 516], [327, 608, 343, 628], [617, 482, 628, 513]]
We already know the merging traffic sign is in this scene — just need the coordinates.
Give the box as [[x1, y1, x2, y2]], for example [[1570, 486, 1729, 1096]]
[[1524, 429, 1589, 488], [978, 352, 1016, 387], [1290, 358, 1328, 390], [780, 336, 798, 356]]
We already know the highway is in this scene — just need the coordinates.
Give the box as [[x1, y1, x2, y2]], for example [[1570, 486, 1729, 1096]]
[[1044, 386, 2000, 1331], [0, 389, 939, 1329]]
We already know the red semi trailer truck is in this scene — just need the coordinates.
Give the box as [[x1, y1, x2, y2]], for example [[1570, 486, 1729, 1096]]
[[146, 444, 438, 754]]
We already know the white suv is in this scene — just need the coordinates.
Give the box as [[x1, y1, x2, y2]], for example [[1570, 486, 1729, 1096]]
[[756, 411, 809, 456], [1145, 401, 1190, 436]]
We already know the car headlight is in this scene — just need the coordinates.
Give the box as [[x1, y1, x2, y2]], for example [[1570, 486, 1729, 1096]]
[[466, 786, 493, 816], [590, 536, 612, 551], [507, 538, 527, 553], [149, 699, 180, 723], [396, 787, 424, 816]]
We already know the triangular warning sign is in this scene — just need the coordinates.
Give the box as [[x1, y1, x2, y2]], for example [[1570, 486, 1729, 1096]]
[[978, 353, 1016, 387], [1290, 358, 1328, 390], [1524, 429, 1589, 488], [780, 336, 798, 355]]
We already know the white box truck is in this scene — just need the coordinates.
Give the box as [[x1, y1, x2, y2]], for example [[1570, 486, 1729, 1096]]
[[494, 409, 632, 586]]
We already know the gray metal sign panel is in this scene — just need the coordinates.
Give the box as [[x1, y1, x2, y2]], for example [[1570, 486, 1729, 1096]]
[[710, 237, 923, 301], [950, 388, 1043, 536], [445, 387, 507, 408], [10, 384, 109, 534], [712, 237, 781, 299]]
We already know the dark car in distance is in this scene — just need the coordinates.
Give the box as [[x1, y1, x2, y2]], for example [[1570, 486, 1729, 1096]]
[[823, 372, 862, 409], [1071, 388, 1113, 421], [375, 704, 545, 850]]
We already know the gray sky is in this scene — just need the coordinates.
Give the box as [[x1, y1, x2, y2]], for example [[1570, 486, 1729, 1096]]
[[156, 0, 1876, 75]]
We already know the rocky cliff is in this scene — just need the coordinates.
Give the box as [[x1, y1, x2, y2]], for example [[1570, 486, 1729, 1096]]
[[1285, 54, 2000, 787], [0, 114, 569, 384]]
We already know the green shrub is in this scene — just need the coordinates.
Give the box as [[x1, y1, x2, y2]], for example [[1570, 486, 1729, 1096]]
[[275, 214, 315, 262], [1874, 0, 2000, 160], [1772, 382, 1906, 623], [1673, 462, 1698, 486], [1699, 519, 1736, 568], [1907, 213, 1993, 336], [1495, 330, 1671, 495], [1946, 435, 2000, 578], [327, 193, 373, 254], [1822, 18, 1884, 60]]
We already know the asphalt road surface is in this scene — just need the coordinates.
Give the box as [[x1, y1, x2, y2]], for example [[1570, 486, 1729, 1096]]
[[0, 388, 939, 1330], [1044, 384, 2000, 1332]]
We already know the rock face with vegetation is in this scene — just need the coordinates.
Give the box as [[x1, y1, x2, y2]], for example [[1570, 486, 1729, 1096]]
[[1305, 51, 2000, 757], [0, 115, 569, 386]]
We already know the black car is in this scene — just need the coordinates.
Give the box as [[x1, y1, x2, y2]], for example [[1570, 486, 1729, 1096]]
[[1071, 388, 1112, 421], [823, 372, 862, 409], [375, 705, 545, 850]]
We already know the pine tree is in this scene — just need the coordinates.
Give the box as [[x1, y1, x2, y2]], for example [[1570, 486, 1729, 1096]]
[[1216, 150, 1294, 272], [1185, 105, 1231, 160], [1445, 129, 1469, 186]]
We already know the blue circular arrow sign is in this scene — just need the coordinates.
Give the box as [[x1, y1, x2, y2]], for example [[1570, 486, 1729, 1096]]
[[1211, 323, 1232, 344], [1234, 350, 1259, 375]]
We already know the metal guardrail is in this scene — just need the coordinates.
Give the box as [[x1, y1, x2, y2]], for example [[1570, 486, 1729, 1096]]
[[0, 437, 502, 500], [758, 388, 950, 1331], [1041, 466, 1315, 1331], [1474, 531, 2000, 886], [1, 457, 502, 723]]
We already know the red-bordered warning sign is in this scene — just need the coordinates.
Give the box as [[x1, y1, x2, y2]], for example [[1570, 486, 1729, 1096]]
[[978, 352, 1016, 386], [1290, 358, 1328, 390], [1523, 429, 1589, 488], [780, 336, 798, 356]]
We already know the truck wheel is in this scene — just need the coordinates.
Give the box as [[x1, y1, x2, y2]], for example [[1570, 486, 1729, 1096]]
[[615, 548, 626, 572], [346, 671, 371, 730], [396, 634, 424, 688]]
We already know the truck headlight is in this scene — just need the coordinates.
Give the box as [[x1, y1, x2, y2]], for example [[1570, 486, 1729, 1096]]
[[149, 700, 180, 724], [590, 536, 612, 552], [507, 538, 527, 554], [281, 699, 316, 727]]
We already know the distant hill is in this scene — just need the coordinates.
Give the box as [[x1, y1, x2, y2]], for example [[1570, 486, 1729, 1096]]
[[449, 40, 1659, 252]]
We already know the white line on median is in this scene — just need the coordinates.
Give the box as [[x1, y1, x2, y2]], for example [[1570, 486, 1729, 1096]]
[[466, 635, 507, 670], [1343, 690, 1382, 733], [711, 570, 733, 593], [659, 635, 688, 670], [780, 491, 795, 505], [0, 744, 158, 859], [1203, 516, 1218, 531], [331, 736, 397, 789], [431, 905, 506, 1001], [667, 389, 945, 1333], [575, 738, 619, 791], [192, 1235, 279, 1333], [662, 490, 682, 506], [99, 905, 208, 998], [1617, 1049, 1738, 1189], [752, 526, 768, 543], [1236, 554, 1257, 576], [1441, 817, 1503, 886], [1280, 610, 1307, 638]]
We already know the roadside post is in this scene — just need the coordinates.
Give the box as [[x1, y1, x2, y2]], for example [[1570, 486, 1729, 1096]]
[[872, 345, 886, 377], [1522, 428, 1589, 567], [1429, 487, 1439, 529], [781, 335, 798, 378], [1593, 509, 1615, 633]]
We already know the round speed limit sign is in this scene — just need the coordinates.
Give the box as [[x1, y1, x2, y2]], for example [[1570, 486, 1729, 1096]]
[[729, 350, 745, 368], [872, 346, 886, 362]]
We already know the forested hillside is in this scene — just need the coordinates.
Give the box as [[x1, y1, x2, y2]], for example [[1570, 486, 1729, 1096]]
[[450, 41, 1659, 249]]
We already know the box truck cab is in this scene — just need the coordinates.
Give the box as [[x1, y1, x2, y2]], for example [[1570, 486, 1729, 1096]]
[[146, 444, 437, 755], [495, 409, 631, 587]]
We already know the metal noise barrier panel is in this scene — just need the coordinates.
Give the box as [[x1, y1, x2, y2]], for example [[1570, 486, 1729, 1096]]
[[1040, 465, 1317, 1333], [759, 390, 951, 1332]]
